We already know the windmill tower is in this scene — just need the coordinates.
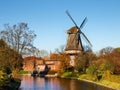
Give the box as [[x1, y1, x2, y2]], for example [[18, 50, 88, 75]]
[[65, 10, 92, 66]]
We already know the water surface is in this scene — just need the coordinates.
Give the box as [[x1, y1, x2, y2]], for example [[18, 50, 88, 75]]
[[18, 75, 115, 90]]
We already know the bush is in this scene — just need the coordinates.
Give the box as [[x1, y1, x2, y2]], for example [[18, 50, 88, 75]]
[[78, 74, 88, 79], [0, 76, 10, 87], [102, 70, 111, 80], [61, 72, 77, 78], [99, 63, 114, 74], [86, 65, 97, 75], [0, 71, 4, 78], [2, 66, 12, 75]]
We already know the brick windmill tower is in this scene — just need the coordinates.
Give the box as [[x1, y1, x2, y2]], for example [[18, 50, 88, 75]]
[[65, 10, 92, 66]]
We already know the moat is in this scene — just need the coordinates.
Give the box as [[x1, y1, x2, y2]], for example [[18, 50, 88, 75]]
[[18, 75, 115, 90]]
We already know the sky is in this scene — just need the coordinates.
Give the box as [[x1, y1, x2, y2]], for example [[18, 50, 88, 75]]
[[0, 0, 120, 53]]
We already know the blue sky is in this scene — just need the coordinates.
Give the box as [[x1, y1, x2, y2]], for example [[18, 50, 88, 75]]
[[0, 0, 120, 53]]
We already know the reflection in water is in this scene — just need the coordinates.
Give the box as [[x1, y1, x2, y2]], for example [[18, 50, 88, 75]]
[[19, 75, 62, 90], [18, 75, 115, 90]]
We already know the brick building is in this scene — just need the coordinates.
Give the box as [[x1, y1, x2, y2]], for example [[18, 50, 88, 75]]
[[23, 54, 61, 72]]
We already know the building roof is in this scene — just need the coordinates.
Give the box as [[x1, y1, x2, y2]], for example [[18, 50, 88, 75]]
[[65, 26, 83, 52], [44, 53, 62, 60], [67, 26, 78, 34], [24, 56, 43, 60]]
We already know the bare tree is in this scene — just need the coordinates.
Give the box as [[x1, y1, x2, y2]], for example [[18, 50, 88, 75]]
[[0, 23, 36, 54], [54, 45, 65, 54], [99, 46, 114, 56], [39, 50, 48, 58]]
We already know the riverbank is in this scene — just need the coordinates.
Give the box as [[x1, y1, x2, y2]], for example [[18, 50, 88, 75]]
[[18, 71, 120, 90], [78, 78, 118, 90], [28, 72, 120, 90], [0, 75, 21, 90], [60, 72, 120, 90], [19, 75, 106, 90], [0, 69, 21, 90]]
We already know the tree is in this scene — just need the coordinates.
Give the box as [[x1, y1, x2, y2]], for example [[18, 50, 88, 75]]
[[99, 46, 114, 56], [0, 39, 23, 70], [94, 47, 120, 74], [0, 23, 36, 54], [110, 47, 120, 74], [75, 53, 87, 72], [54, 45, 65, 54], [112, 47, 120, 54], [58, 53, 71, 73], [85, 51, 97, 65], [75, 51, 97, 72], [39, 49, 48, 58]]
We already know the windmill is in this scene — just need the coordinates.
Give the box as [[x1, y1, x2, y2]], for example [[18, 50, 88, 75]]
[[65, 10, 92, 66]]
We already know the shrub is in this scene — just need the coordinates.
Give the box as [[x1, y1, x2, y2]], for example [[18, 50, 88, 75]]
[[78, 74, 88, 79], [85, 65, 98, 81], [99, 62, 114, 75], [86, 65, 97, 75], [2, 66, 12, 75], [102, 70, 111, 80], [0, 71, 4, 78], [61, 72, 77, 78]]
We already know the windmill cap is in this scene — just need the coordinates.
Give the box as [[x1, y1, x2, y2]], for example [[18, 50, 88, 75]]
[[67, 26, 78, 34]]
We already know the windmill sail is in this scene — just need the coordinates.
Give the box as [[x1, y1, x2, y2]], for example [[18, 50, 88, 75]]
[[80, 32, 92, 47], [65, 10, 92, 66], [65, 10, 92, 54], [66, 10, 78, 28], [80, 17, 87, 29]]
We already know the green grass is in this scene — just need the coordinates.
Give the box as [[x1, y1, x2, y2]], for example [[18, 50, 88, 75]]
[[98, 80, 120, 90], [78, 73, 120, 90], [18, 70, 30, 74], [61, 72, 78, 78], [60, 71, 120, 89]]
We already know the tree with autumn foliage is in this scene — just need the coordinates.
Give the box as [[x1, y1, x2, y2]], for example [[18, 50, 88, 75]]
[[75, 51, 97, 73], [92, 47, 120, 75], [110, 47, 120, 74], [58, 53, 71, 73], [0, 39, 23, 70]]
